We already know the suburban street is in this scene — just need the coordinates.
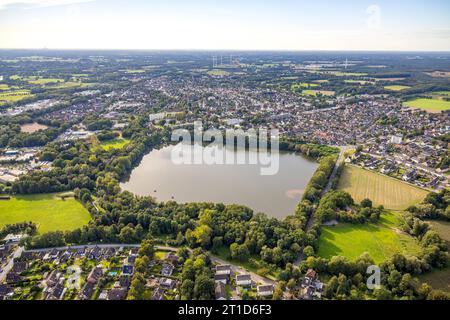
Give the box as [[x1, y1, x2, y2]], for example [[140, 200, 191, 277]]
[[23, 243, 275, 286]]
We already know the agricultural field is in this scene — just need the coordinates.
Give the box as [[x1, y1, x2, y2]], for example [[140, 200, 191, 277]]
[[291, 82, 318, 91], [0, 193, 91, 233], [302, 90, 335, 96], [344, 80, 373, 85], [207, 69, 231, 76], [384, 85, 411, 91], [0, 89, 34, 105], [338, 165, 428, 210], [318, 212, 422, 263], [420, 267, 450, 292], [20, 122, 49, 133], [403, 98, 450, 113], [124, 69, 145, 74], [100, 137, 131, 151], [28, 78, 64, 85], [48, 81, 91, 89], [426, 220, 450, 245]]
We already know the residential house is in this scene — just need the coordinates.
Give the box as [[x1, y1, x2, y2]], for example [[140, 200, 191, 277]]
[[87, 266, 103, 284], [107, 288, 127, 300], [257, 285, 274, 297], [161, 263, 174, 277], [6, 272, 22, 284], [165, 252, 179, 265], [79, 282, 95, 300], [214, 273, 229, 284], [236, 274, 252, 287], [0, 284, 14, 300], [215, 265, 232, 276], [159, 277, 177, 290], [12, 261, 28, 274], [152, 287, 164, 300], [122, 264, 134, 276], [215, 281, 227, 300]]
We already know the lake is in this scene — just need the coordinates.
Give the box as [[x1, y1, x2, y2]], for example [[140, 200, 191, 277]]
[[120, 144, 318, 219]]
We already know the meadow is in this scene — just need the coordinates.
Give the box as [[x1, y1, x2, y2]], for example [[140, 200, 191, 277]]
[[28, 78, 64, 85], [426, 220, 450, 245], [302, 90, 335, 96], [0, 193, 91, 234], [318, 212, 422, 263], [207, 69, 231, 76], [384, 85, 411, 91], [100, 137, 131, 151], [0, 90, 33, 105], [291, 82, 319, 91], [338, 165, 428, 210], [403, 98, 450, 113], [420, 267, 450, 292]]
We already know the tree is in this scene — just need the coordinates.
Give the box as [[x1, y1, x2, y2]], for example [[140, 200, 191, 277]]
[[127, 273, 146, 300], [180, 279, 194, 300], [138, 239, 155, 259], [119, 226, 136, 243], [273, 285, 284, 300], [361, 198, 373, 208], [135, 256, 150, 274], [230, 243, 250, 262], [192, 225, 212, 248], [194, 275, 215, 300], [287, 279, 297, 292]]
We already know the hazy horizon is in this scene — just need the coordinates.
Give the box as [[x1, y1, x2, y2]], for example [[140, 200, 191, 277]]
[[1, 0, 450, 51]]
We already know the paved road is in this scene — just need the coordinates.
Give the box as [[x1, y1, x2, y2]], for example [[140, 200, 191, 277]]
[[24, 244, 275, 286], [0, 246, 24, 283]]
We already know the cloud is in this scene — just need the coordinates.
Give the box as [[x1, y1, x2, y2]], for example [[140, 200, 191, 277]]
[[0, 0, 94, 10]]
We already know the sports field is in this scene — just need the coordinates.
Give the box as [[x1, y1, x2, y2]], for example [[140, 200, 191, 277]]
[[338, 165, 428, 210], [403, 98, 450, 113], [0, 194, 91, 234], [318, 212, 422, 263]]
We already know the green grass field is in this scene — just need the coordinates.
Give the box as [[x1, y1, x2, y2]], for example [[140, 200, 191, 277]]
[[207, 70, 231, 76], [125, 69, 145, 74], [100, 138, 130, 151], [0, 194, 91, 234], [291, 82, 319, 91], [0, 90, 33, 105], [344, 80, 373, 85], [28, 78, 64, 85], [318, 212, 422, 263], [302, 89, 335, 96], [403, 98, 450, 113], [384, 85, 411, 91], [338, 165, 428, 210]]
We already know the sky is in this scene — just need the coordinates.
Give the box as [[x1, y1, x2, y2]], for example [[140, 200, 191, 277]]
[[0, 0, 450, 51]]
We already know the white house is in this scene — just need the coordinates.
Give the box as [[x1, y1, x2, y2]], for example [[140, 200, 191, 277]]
[[257, 285, 274, 297], [236, 274, 252, 287]]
